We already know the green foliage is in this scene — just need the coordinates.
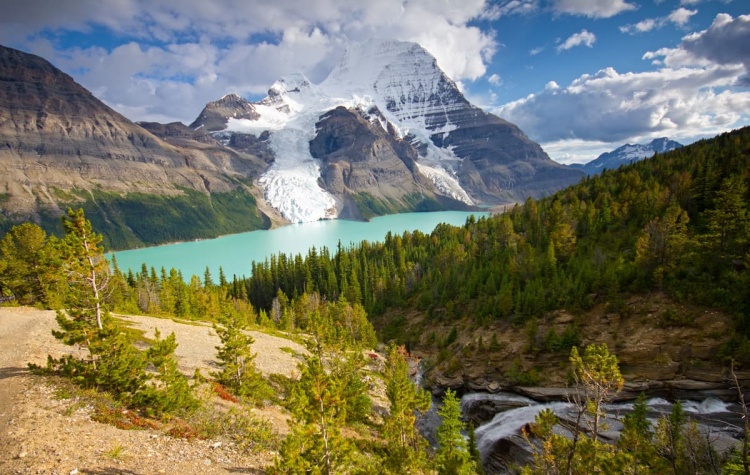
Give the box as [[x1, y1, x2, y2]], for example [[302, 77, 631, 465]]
[[234, 126, 749, 348], [381, 345, 432, 474], [211, 313, 271, 403], [271, 356, 355, 475], [435, 389, 477, 475], [44, 209, 197, 418], [138, 329, 199, 416], [543, 324, 581, 353], [21, 187, 269, 250], [570, 343, 624, 441], [504, 358, 540, 386], [0, 222, 64, 306]]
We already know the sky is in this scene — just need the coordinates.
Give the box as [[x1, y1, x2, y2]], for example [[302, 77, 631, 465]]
[[1, 0, 748, 164]]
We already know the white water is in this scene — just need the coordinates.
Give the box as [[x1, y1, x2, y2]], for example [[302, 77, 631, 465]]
[[467, 392, 738, 470], [474, 401, 573, 459]]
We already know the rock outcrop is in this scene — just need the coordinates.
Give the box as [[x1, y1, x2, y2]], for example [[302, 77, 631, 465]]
[[189, 93, 260, 132]]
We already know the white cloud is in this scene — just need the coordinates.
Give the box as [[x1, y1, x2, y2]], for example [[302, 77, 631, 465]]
[[512, 14, 750, 159], [482, 0, 539, 19], [620, 7, 697, 34], [0, 0, 498, 123], [488, 73, 503, 86], [530, 46, 545, 55], [646, 14, 750, 83], [551, 0, 636, 18], [668, 7, 698, 26], [495, 65, 750, 147], [557, 30, 597, 52]]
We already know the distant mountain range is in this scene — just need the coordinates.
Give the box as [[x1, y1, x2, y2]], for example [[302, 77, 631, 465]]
[[570, 138, 683, 176], [0, 41, 582, 247]]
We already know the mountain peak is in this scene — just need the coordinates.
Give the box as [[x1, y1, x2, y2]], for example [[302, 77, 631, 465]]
[[189, 92, 258, 131], [576, 137, 683, 175], [189, 38, 582, 223]]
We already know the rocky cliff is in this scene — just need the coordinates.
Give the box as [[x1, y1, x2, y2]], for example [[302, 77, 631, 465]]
[[0, 45, 270, 248], [193, 39, 583, 223]]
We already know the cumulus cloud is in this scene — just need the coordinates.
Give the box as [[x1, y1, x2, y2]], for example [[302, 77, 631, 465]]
[[495, 65, 750, 144], [645, 14, 750, 84], [492, 10, 750, 163], [557, 30, 597, 52], [551, 0, 636, 18], [0, 0, 498, 123], [620, 7, 697, 34]]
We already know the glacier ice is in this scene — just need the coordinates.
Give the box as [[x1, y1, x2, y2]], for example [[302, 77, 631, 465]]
[[218, 39, 475, 223]]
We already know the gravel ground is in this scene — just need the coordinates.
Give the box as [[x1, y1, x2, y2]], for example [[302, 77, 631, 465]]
[[0, 306, 308, 475]]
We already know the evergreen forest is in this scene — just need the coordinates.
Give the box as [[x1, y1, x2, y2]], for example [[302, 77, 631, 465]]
[[1, 126, 749, 474]]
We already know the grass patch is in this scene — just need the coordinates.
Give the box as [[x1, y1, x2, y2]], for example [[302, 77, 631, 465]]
[[105, 442, 127, 460]]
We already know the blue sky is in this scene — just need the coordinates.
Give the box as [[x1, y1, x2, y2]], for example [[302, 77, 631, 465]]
[[1, 0, 748, 163]]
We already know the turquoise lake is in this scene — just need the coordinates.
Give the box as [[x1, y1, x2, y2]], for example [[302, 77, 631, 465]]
[[111, 211, 489, 280]]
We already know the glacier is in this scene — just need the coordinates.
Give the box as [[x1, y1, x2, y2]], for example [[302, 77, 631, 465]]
[[222, 39, 474, 223]]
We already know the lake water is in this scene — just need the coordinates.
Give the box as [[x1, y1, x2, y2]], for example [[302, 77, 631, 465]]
[[111, 211, 488, 280]]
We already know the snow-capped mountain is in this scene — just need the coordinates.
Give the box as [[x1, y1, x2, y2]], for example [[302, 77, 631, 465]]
[[572, 138, 683, 176], [192, 39, 583, 223]]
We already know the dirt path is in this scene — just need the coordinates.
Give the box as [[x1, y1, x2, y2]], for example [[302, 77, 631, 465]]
[[0, 307, 307, 475]]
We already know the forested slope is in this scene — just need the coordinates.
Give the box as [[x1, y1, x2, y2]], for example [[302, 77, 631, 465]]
[[239, 126, 750, 359]]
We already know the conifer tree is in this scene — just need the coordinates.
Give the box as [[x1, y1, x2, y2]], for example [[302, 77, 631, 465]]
[[435, 389, 477, 475], [272, 356, 353, 475], [139, 329, 199, 416], [382, 345, 432, 474], [0, 222, 63, 306], [212, 312, 270, 402], [53, 209, 116, 375]]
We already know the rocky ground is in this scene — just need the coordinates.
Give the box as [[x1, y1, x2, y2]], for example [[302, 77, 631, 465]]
[[415, 292, 748, 397], [0, 306, 309, 475]]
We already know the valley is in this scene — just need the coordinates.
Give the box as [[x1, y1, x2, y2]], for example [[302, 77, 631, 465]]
[[0, 26, 749, 475]]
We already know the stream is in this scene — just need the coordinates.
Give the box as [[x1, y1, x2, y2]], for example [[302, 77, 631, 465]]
[[456, 391, 744, 474]]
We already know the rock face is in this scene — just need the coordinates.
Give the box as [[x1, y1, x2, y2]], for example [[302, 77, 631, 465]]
[[0, 44, 268, 245], [416, 293, 746, 400], [195, 39, 583, 223], [310, 106, 468, 219], [189, 93, 260, 132], [571, 137, 683, 176]]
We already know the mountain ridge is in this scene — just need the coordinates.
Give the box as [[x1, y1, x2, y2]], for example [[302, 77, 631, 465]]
[[2, 40, 581, 247], [570, 137, 683, 175], [0, 44, 271, 249], [192, 38, 583, 223]]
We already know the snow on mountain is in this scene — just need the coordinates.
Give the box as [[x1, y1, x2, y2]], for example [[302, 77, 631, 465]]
[[220, 39, 473, 223], [575, 138, 683, 176]]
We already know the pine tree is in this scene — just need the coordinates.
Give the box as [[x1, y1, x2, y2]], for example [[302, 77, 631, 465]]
[[435, 389, 477, 475], [272, 356, 354, 475], [0, 222, 63, 306], [52, 209, 115, 373], [139, 329, 199, 416], [212, 313, 270, 402]]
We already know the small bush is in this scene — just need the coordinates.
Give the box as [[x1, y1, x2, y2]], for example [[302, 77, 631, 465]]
[[505, 359, 540, 386]]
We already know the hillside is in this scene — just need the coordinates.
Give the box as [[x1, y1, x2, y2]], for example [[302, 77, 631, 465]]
[[0, 306, 308, 474], [0, 45, 272, 249], [236, 126, 750, 391]]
